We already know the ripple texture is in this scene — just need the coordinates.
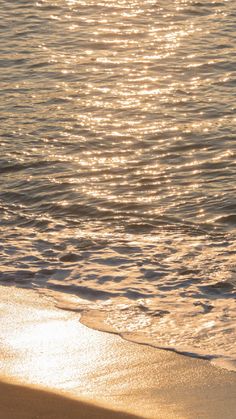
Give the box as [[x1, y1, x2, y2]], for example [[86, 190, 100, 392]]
[[1, 0, 236, 370]]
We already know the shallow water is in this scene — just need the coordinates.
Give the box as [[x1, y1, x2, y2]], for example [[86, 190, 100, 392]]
[[1, 0, 236, 370]]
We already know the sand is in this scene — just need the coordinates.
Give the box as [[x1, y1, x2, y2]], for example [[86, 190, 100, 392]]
[[1, 285, 236, 419], [0, 379, 140, 419]]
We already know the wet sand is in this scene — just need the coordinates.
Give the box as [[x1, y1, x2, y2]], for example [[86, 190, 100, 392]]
[[1, 285, 236, 419]]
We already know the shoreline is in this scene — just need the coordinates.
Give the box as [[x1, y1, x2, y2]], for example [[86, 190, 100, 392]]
[[1, 284, 236, 418]]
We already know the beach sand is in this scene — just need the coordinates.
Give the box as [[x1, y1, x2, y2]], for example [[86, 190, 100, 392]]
[[0, 380, 141, 419], [1, 285, 236, 419]]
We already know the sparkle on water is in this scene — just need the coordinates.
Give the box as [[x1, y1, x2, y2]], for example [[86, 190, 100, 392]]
[[1, 0, 236, 370]]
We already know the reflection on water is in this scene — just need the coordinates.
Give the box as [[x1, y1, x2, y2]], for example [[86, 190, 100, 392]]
[[0, 0, 236, 369]]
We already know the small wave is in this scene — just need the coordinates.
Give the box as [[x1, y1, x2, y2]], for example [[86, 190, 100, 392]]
[[215, 214, 236, 225], [0, 159, 60, 175]]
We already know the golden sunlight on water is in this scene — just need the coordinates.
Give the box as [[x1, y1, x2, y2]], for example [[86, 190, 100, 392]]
[[0, 0, 236, 369]]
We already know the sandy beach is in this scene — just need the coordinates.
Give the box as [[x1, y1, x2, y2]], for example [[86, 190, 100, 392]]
[[1, 285, 236, 419], [0, 380, 141, 419]]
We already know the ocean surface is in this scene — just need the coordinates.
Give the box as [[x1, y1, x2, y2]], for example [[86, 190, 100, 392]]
[[1, 0, 236, 370]]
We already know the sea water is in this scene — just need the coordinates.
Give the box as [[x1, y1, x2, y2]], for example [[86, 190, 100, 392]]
[[1, 0, 236, 370]]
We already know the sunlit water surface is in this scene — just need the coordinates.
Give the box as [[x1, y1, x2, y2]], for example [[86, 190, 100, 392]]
[[1, 0, 236, 370]]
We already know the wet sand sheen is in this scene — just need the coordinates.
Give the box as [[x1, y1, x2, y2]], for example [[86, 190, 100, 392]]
[[1, 285, 236, 419]]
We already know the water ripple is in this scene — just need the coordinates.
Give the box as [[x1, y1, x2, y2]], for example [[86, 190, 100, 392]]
[[1, 0, 236, 370]]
